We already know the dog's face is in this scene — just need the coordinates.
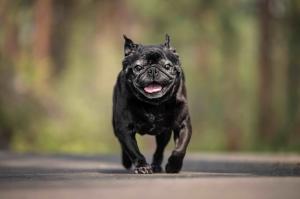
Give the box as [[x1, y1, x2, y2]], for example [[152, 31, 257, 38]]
[[122, 35, 182, 104]]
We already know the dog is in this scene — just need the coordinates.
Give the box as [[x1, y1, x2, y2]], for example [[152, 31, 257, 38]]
[[112, 34, 192, 174]]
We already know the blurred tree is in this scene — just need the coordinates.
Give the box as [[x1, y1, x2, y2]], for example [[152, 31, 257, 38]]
[[257, 0, 275, 143], [0, 0, 20, 149], [51, 0, 74, 74], [284, 0, 300, 147], [219, 1, 242, 151], [33, 0, 53, 63]]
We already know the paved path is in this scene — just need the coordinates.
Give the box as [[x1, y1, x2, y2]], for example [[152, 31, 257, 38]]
[[0, 152, 300, 199]]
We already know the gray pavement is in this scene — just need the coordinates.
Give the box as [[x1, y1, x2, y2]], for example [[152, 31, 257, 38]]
[[0, 151, 300, 199]]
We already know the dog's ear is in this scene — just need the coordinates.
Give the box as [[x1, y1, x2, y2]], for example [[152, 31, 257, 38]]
[[164, 34, 171, 49], [163, 34, 178, 56], [123, 35, 137, 56]]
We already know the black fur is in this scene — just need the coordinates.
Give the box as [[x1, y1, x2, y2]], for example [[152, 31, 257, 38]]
[[112, 35, 192, 174]]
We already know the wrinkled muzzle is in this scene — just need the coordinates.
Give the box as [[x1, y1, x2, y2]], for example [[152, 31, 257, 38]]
[[130, 66, 176, 100]]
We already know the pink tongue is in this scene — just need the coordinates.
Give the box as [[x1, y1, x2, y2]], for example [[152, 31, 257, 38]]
[[144, 84, 162, 93]]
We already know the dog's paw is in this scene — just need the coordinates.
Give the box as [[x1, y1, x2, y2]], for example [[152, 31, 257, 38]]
[[134, 165, 153, 174], [165, 153, 183, 173], [151, 164, 162, 173]]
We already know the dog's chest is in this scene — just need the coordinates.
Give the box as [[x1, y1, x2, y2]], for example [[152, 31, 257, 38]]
[[135, 109, 173, 135]]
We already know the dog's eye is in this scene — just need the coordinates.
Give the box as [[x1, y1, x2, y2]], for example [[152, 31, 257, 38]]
[[164, 63, 172, 70], [134, 65, 143, 72]]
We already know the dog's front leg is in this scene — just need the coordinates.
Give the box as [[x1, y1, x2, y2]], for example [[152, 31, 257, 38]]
[[116, 130, 152, 174], [166, 115, 192, 173]]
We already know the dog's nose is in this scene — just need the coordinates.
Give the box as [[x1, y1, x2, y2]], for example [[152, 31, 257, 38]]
[[147, 67, 159, 78]]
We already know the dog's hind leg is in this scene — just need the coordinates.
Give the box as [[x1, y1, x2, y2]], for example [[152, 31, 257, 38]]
[[151, 131, 172, 173]]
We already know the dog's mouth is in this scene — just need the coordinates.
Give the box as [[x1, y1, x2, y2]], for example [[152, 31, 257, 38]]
[[132, 79, 175, 101], [143, 83, 163, 94]]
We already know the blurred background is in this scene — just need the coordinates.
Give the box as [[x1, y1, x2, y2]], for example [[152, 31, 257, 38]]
[[0, 0, 299, 154]]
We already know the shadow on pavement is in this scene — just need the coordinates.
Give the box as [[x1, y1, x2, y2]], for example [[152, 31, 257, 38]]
[[0, 152, 299, 183], [183, 159, 300, 176]]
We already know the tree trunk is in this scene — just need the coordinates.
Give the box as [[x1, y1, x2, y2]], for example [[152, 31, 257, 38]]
[[33, 0, 53, 61], [0, 0, 20, 150], [285, 1, 300, 145], [257, 0, 274, 142], [51, 0, 74, 74]]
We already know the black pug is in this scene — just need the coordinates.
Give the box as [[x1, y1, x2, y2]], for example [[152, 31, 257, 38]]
[[112, 34, 192, 174]]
